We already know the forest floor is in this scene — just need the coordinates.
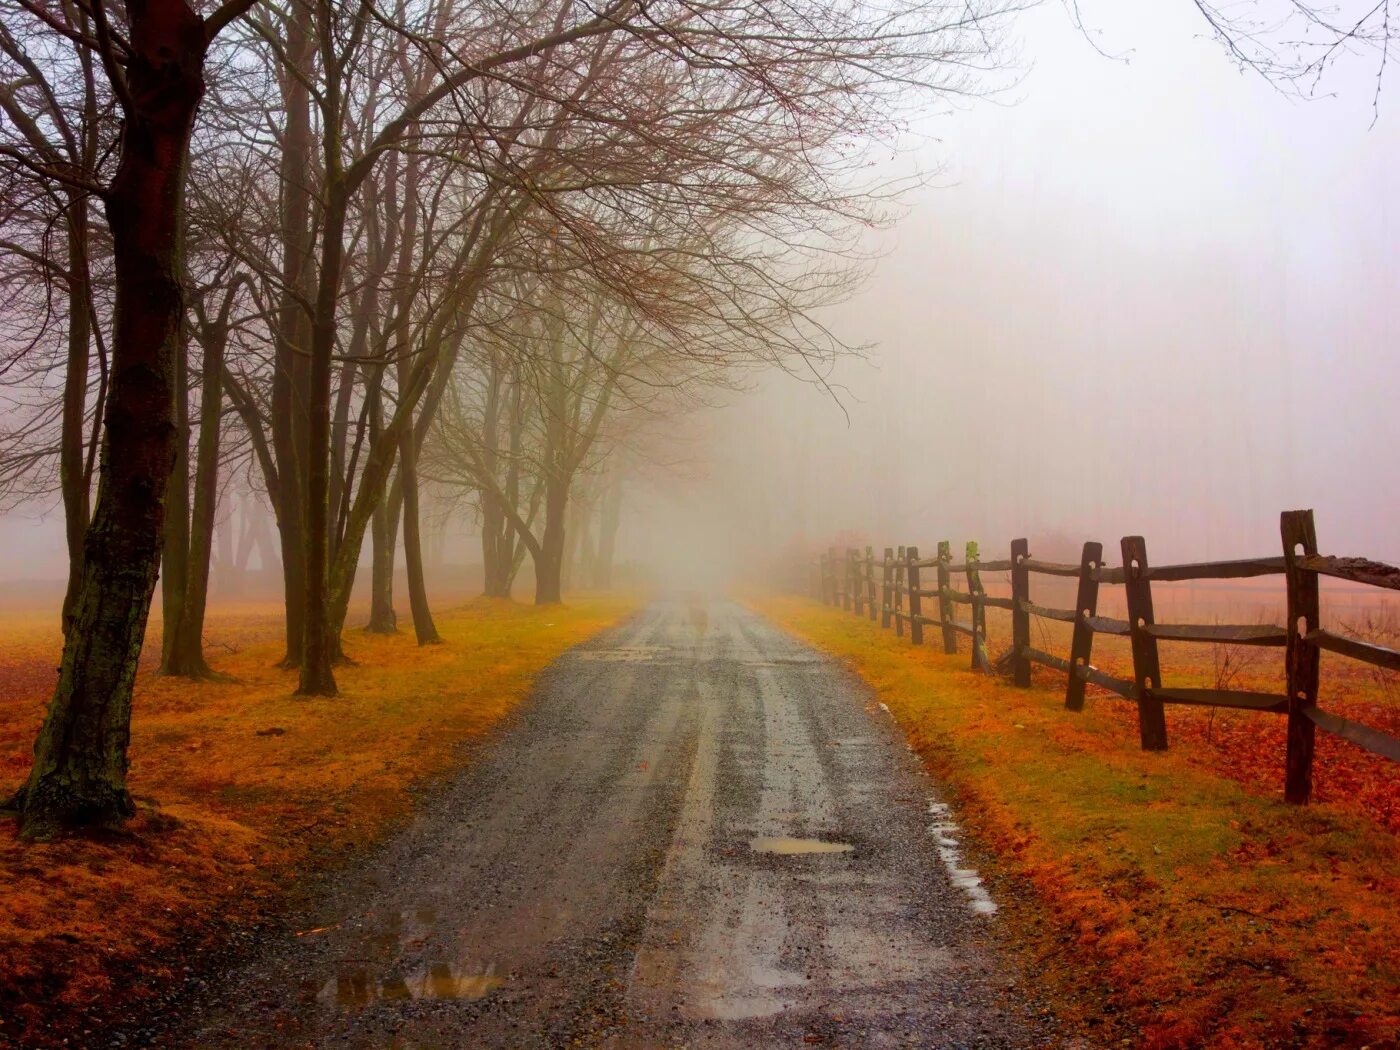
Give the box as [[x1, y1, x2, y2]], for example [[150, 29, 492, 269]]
[[752, 595, 1400, 1050], [0, 593, 638, 1049]]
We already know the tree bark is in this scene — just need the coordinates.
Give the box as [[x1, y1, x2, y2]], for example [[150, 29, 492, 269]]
[[164, 310, 229, 677], [59, 199, 93, 637], [562, 494, 590, 595], [328, 358, 358, 563], [478, 360, 511, 599], [270, 4, 315, 668], [16, 1, 209, 838], [594, 472, 623, 589], [213, 500, 235, 595], [481, 492, 512, 599], [159, 344, 191, 673], [399, 430, 441, 644], [366, 497, 399, 633], [364, 380, 400, 633], [297, 178, 348, 696], [534, 480, 568, 605]]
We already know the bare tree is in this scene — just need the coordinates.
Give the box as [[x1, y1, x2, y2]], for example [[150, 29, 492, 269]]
[[0, 5, 112, 634], [5, 0, 260, 839], [1188, 0, 1396, 103], [3, 0, 1020, 831]]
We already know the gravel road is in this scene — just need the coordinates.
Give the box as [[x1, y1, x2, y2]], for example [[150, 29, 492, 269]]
[[162, 598, 1043, 1048]]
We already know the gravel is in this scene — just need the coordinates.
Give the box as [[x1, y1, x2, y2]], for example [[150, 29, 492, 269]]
[[152, 598, 1048, 1048]]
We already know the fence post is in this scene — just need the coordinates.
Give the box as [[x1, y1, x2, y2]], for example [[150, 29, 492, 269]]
[[854, 547, 863, 617], [881, 547, 894, 629], [1121, 535, 1169, 751], [1010, 538, 1031, 687], [894, 545, 907, 638], [937, 540, 956, 654], [865, 546, 878, 622], [842, 548, 854, 612], [966, 541, 990, 673], [1281, 510, 1320, 804], [1064, 541, 1104, 711], [906, 546, 924, 645]]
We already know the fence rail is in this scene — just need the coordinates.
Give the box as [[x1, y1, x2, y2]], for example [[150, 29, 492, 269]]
[[813, 509, 1399, 804]]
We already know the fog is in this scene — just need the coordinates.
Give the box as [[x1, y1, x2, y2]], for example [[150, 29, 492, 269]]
[[2, 0, 1396, 595], [624, 0, 1400, 587]]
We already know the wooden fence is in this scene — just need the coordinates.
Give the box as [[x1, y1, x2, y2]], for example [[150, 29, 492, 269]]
[[811, 509, 1399, 804]]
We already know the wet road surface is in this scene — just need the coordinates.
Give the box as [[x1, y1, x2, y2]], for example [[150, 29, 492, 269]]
[[164, 598, 1041, 1048]]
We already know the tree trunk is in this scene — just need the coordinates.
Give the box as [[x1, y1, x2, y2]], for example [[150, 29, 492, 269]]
[[366, 497, 399, 633], [159, 345, 191, 673], [564, 495, 595, 595], [363, 371, 399, 634], [480, 492, 511, 599], [253, 511, 279, 575], [59, 199, 92, 637], [297, 182, 348, 696], [399, 432, 441, 644], [326, 352, 430, 639], [270, 6, 315, 668], [594, 473, 623, 589], [166, 317, 227, 677], [213, 501, 236, 596], [534, 481, 568, 605], [386, 152, 437, 644], [233, 501, 254, 572], [328, 359, 357, 563], [15, 2, 208, 838]]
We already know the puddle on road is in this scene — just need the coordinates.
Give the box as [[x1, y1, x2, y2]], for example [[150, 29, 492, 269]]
[[367, 907, 438, 952], [749, 836, 854, 855], [578, 646, 671, 663], [927, 800, 998, 916], [319, 961, 505, 1007], [318, 908, 508, 1008], [867, 695, 1000, 917]]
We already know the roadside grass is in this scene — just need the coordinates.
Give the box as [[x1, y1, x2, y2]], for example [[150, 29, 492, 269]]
[[753, 595, 1399, 1050], [0, 594, 638, 1047]]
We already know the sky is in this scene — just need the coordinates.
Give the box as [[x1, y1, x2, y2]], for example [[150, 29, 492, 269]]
[[1, 0, 1396, 592], [628, 0, 1400, 586]]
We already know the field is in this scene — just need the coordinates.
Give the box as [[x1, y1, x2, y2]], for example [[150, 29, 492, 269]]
[[0, 595, 638, 1048], [754, 591, 1399, 1049], [983, 573, 1400, 829]]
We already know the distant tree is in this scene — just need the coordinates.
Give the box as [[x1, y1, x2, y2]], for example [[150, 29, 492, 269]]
[[4, 0, 1021, 834], [0, 5, 113, 635]]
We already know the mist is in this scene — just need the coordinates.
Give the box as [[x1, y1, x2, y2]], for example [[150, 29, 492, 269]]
[[2, 1, 1397, 1041], [2, 2, 1393, 590], [622, 0, 1400, 588]]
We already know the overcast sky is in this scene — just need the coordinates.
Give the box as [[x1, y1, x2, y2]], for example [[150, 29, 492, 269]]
[[2, 0, 1396, 589], [632, 0, 1400, 585]]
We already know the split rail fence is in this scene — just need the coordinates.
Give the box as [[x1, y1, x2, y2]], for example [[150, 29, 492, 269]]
[[811, 509, 1399, 804]]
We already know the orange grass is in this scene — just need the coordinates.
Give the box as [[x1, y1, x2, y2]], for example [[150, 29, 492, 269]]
[[753, 594, 1399, 1050], [0, 594, 638, 1047]]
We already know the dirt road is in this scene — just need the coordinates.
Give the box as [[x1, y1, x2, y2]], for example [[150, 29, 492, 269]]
[[163, 599, 1042, 1048]]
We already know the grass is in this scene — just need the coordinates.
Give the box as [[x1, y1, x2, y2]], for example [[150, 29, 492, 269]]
[[752, 594, 1399, 1050], [0, 594, 638, 1047]]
